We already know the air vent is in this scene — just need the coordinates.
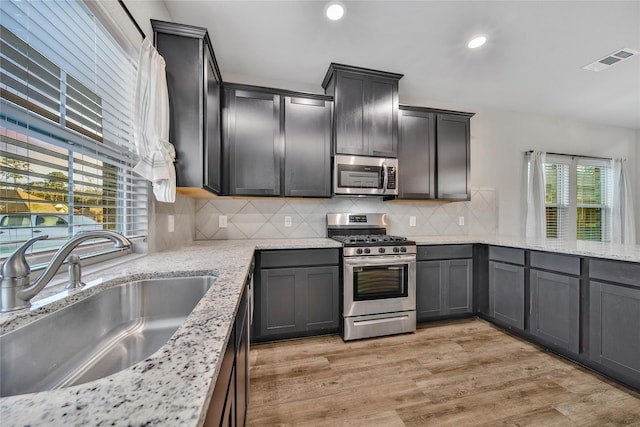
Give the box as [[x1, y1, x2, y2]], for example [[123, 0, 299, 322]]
[[583, 48, 639, 72]]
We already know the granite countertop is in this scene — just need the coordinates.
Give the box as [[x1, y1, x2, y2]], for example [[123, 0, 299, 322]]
[[0, 238, 340, 427], [1, 234, 637, 426], [413, 234, 640, 263]]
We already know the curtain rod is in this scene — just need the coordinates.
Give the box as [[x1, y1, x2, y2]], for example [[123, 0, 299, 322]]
[[526, 150, 612, 161], [118, 0, 146, 40]]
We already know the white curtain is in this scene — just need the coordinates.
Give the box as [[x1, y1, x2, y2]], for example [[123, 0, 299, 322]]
[[133, 38, 176, 203], [525, 151, 547, 240], [611, 159, 636, 245]]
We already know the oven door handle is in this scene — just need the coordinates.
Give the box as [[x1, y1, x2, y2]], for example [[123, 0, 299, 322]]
[[343, 255, 416, 266]]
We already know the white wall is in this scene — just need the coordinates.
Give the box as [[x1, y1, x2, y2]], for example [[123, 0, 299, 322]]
[[636, 130, 640, 242], [469, 109, 638, 237], [122, 1, 171, 39]]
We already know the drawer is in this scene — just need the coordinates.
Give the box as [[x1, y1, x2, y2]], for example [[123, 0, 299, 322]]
[[590, 259, 640, 288], [259, 248, 339, 268], [489, 246, 525, 265], [530, 251, 581, 276], [417, 245, 472, 261]]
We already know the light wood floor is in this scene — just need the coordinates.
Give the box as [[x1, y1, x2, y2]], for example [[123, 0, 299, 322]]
[[247, 318, 640, 426]]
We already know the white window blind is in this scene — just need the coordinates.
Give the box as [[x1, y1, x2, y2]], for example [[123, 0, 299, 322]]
[[0, 0, 147, 257], [541, 154, 612, 242]]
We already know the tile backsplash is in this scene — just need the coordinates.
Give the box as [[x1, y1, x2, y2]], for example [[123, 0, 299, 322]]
[[193, 188, 497, 240]]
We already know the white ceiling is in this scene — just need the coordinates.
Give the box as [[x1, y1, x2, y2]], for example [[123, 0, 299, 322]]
[[162, 1, 640, 130]]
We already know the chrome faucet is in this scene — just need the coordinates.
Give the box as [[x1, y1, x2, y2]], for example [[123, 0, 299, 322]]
[[0, 230, 132, 312]]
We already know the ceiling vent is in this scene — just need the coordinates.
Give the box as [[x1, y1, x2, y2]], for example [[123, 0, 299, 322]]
[[583, 48, 639, 72]]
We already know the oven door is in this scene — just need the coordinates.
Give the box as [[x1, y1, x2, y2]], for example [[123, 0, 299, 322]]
[[343, 254, 416, 317]]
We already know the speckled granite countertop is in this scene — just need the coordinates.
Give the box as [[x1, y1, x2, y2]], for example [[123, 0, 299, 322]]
[[1, 235, 637, 426], [0, 238, 340, 427], [413, 235, 640, 263]]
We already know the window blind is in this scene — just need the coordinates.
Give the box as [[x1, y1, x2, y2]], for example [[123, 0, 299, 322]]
[[540, 154, 612, 242], [0, 0, 147, 258]]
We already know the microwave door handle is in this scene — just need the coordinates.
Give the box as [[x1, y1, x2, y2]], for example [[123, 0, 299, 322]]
[[382, 162, 389, 191]]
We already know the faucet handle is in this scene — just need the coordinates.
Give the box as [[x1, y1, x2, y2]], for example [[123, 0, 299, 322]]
[[1, 235, 49, 279]]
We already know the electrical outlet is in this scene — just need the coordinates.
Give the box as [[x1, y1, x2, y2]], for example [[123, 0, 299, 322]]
[[168, 215, 175, 233], [458, 216, 465, 226], [284, 216, 292, 227], [409, 216, 416, 227], [219, 215, 228, 228]]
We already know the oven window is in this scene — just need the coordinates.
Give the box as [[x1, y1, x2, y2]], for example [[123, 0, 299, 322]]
[[353, 265, 408, 300]]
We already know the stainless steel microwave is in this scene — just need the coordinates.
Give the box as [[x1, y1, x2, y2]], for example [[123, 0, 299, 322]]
[[333, 155, 398, 196]]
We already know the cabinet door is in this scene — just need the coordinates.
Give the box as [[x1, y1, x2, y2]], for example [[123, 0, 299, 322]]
[[258, 266, 339, 339], [398, 109, 435, 199], [436, 114, 470, 200], [304, 266, 340, 330], [235, 296, 249, 427], [226, 89, 281, 196], [204, 46, 222, 193], [489, 261, 525, 330], [446, 259, 473, 315], [334, 71, 367, 155], [589, 281, 640, 383], [155, 32, 203, 188], [367, 76, 398, 157], [530, 270, 579, 353], [259, 268, 302, 337], [284, 97, 332, 197], [416, 261, 443, 320]]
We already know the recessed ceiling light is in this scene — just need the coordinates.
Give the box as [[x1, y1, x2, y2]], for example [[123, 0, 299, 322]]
[[468, 35, 487, 49], [325, 2, 345, 21]]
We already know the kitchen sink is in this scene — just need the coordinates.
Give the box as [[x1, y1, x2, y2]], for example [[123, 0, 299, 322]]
[[0, 276, 215, 397]]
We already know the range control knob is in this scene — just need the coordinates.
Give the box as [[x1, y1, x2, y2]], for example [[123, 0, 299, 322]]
[[356, 248, 363, 254], [393, 247, 400, 253], [379, 248, 386, 254], [400, 247, 407, 253], [364, 248, 371, 254]]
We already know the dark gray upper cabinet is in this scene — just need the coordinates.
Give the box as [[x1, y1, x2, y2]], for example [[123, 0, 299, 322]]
[[398, 106, 473, 200], [284, 96, 332, 197], [322, 63, 402, 158], [223, 84, 332, 197], [437, 113, 471, 200], [224, 88, 281, 196], [152, 20, 223, 194], [398, 108, 436, 199]]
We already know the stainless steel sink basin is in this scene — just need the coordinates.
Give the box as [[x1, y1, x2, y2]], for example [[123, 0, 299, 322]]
[[0, 276, 215, 397]]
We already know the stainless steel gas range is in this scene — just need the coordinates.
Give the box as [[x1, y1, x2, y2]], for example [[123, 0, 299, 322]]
[[327, 213, 417, 341]]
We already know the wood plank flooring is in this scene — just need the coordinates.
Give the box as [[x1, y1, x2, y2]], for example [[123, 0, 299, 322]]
[[246, 318, 640, 426]]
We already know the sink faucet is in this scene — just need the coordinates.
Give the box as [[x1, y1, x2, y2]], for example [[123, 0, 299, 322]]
[[0, 230, 132, 312]]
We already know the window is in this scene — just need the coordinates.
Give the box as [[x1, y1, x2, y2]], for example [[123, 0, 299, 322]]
[[0, 0, 147, 258], [543, 155, 611, 242]]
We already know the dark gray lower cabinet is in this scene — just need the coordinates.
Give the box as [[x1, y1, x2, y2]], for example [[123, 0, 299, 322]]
[[254, 249, 340, 342], [258, 266, 339, 338], [416, 245, 473, 321], [417, 259, 472, 321], [530, 269, 579, 353], [488, 260, 525, 330], [204, 284, 250, 427], [589, 280, 640, 385]]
